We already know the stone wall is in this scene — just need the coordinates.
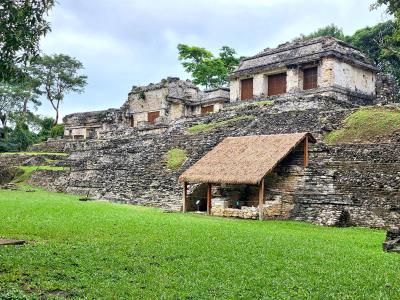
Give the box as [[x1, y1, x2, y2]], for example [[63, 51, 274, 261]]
[[375, 73, 399, 104], [55, 100, 349, 211], [37, 96, 400, 229], [292, 143, 400, 228]]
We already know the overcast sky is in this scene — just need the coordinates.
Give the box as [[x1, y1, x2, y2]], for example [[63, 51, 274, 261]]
[[38, 0, 387, 120]]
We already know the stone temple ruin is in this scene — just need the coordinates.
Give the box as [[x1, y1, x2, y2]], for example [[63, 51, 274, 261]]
[[63, 36, 392, 140], [63, 77, 229, 140], [26, 36, 400, 229]]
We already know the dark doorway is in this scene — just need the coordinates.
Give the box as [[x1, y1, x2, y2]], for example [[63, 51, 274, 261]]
[[303, 67, 318, 90], [268, 73, 287, 96], [201, 105, 214, 115], [241, 78, 253, 100], [147, 111, 160, 124]]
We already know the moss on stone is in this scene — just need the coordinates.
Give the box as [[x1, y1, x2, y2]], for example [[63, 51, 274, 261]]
[[0, 152, 68, 156], [166, 149, 187, 170], [324, 107, 400, 144], [187, 115, 256, 134], [12, 166, 70, 184], [254, 100, 274, 106]]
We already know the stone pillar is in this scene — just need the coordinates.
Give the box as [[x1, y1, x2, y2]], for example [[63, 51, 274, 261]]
[[253, 73, 267, 98], [320, 57, 334, 88], [287, 68, 300, 93], [230, 80, 240, 102]]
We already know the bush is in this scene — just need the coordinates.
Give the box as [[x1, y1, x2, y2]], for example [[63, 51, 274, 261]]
[[50, 124, 64, 138]]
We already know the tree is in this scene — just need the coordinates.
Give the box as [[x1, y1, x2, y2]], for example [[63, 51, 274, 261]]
[[294, 24, 346, 41], [0, 0, 55, 82], [351, 21, 400, 85], [178, 44, 241, 89], [0, 79, 41, 131], [32, 54, 87, 125]]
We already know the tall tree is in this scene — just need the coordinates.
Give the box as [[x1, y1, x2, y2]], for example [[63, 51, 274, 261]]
[[0, 0, 55, 82], [178, 44, 241, 89], [32, 54, 87, 125], [0, 82, 37, 129]]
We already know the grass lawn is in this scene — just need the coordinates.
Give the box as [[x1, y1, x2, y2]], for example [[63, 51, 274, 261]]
[[0, 189, 399, 299]]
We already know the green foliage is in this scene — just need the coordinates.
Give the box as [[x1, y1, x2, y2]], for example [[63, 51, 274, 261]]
[[351, 21, 400, 93], [294, 24, 346, 41], [0, 189, 399, 298], [50, 124, 64, 138], [7, 122, 35, 152], [0, 80, 41, 130], [187, 115, 256, 134], [177, 44, 241, 89], [138, 91, 146, 100], [31, 54, 87, 124], [324, 107, 400, 144], [0, 0, 55, 82], [166, 148, 187, 170]]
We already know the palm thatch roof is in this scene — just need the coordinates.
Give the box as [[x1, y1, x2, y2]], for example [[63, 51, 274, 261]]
[[179, 132, 316, 185]]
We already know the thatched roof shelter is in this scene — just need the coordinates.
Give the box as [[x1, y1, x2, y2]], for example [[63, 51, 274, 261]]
[[179, 132, 316, 185]]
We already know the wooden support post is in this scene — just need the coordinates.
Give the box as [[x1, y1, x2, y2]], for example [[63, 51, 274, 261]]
[[207, 183, 212, 215], [303, 136, 309, 167], [259, 178, 264, 221], [182, 182, 188, 212]]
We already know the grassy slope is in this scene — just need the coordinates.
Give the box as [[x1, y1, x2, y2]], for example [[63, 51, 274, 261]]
[[0, 190, 399, 299], [12, 166, 69, 185], [325, 107, 400, 144], [166, 148, 187, 170]]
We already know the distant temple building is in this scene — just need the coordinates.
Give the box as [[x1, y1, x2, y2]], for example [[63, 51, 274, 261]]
[[229, 36, 378, 103], [122, 77, 229, 128], [63, 36, 391, 140]]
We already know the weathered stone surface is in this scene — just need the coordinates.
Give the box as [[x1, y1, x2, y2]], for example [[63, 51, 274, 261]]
[[0, 167, 22, 185], [383, 228, 400, 253]]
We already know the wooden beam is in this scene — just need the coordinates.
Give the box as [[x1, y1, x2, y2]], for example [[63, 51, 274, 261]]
[[259, 178, 264, 221], [207, 183, 212, 215], [182, 182, 188, 212], [303, 135, 309, 167]]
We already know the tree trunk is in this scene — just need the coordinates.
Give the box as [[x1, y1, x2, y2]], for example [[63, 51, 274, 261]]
[[22, 99, 28, 117], [53, 108, 59, 126], [0, 114, 7, 139]]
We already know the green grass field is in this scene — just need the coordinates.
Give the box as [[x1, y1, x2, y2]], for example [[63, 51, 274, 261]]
[[0, 189, 399, 299]]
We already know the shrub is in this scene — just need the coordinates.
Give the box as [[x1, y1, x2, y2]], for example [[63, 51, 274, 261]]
[[50, 124, 65, 138]]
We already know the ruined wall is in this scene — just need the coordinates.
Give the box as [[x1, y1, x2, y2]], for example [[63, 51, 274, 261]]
[[39, 95, 400, 228], [375, 73, 399, 104], [330, 59, 376, 95], [129, 88, 168, 126], [55, 100, 349, 211], [292, 143, 400, 228], [63, 109, 122, 139]]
